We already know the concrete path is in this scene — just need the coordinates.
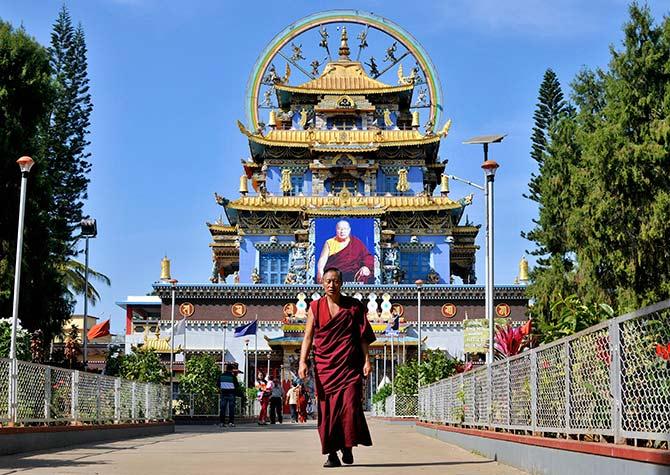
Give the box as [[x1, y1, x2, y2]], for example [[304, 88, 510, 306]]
[[0, 419, 527, 474]]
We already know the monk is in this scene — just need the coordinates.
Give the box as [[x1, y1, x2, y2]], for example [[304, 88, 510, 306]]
[[316, 220, 374, 284], [299, 267, 376, 468]]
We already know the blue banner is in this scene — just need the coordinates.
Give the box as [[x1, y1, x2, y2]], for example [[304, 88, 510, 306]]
[[234, 320, 257, 337]]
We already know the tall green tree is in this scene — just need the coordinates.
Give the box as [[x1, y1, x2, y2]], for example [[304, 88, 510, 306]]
[[567, 4, 670, 311], [0, 21, 73, 343], [527, 4, 670, 340]]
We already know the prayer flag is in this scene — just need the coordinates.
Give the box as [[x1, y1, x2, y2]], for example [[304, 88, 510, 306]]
[[234, 320, 257, 337], [87, 319, 110, 340], [166, 317, 186, 337]]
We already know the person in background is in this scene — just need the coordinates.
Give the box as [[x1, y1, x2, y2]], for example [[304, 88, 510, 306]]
[[218, 363, 239, 428], [269, 377, 284, 424], [256, 374, 271, 425], [298, 383, 308, 423], [286, 382, 299, 423]]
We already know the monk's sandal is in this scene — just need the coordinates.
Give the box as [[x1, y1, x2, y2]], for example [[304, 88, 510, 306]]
[[323, 453, 342, 468]]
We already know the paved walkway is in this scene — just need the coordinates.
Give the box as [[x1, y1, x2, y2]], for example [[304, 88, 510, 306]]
[[0, 419, 527, 474]]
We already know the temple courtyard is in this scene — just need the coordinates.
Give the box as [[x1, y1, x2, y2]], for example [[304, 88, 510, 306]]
[[0, 419, 526, 474]]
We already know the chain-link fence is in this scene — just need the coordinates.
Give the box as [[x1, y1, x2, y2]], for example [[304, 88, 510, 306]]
[[0, 358, 171, 425], [372, 394, 418, 418], [418, 300, 670, 445]]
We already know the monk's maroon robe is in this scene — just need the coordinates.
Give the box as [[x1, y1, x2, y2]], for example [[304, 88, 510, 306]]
[[324, 236, 374, 283], [311, 296, 376, 454]]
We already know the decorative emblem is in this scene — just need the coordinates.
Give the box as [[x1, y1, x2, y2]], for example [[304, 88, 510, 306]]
[[380, 293, 392, 320], [283, 303, 297, 317], [441, 303, 457, 318], [391, 303, 404, 317], [179, 302, 195, 318], [231, 303, 247, 318], [495, 303, 511, 318]]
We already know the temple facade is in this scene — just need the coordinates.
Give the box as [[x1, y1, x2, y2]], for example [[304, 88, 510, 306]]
[[119, 14, 528, 398]]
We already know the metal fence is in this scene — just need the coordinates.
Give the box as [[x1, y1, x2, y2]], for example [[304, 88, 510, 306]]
[[373, 394, 418, 418], [0, 358, 171, 425], [418, 299, 670, 444], [172, 393, 257, 417]]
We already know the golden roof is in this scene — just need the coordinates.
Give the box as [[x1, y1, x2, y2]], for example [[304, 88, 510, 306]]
[[228, 194, 462, 213], [143, 334, 181, 354], [274, 60, 413, 95], [237, 121, 449, 149], [207, 223, 237, 233]]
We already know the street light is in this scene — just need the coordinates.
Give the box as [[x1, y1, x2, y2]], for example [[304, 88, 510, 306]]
[[9, 156, 34, 362], [464, 135, 504, 364], [415, 279, 424, 383], [168, 278, 178, 400], [80, 218, 97, 370]]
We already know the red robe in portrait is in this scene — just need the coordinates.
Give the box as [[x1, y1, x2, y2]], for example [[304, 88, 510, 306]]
[[324, 236, 375, 283], [311, 296, 376, 455]]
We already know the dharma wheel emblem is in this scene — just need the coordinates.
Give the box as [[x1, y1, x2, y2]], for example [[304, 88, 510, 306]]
[[179, 302, 195, 318], [441, 303, 457, 318], [495, 303, 511, 318], [231, 303, 247, 318]]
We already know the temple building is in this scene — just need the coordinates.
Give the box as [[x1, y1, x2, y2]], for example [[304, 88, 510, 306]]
[[119, 14, 527, 397]]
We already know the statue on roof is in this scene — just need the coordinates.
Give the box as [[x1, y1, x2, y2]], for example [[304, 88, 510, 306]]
[[365, 56, 379, 77], [251, 268, 261, 284], [262, 89, 273, 107], [290, 43, 305, 62], [264, 64, 279, 84], [319, 25, 330, 54], [414, 88, 428, 106], [384, 41, 398, 63], [357, 27, 368, 50], [310, 59, 321, 77], [383, 109, 393, 128]]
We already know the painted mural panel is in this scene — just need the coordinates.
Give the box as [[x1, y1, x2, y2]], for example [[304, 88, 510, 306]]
[[314, 218, 375, 284]]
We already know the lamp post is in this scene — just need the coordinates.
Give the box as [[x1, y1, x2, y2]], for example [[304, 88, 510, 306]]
[[415, 279, 424, 386], [9, 156, 34, 363], [168, 279, 178, 400], [79, 218, 97, 370], [463, 135, 504, 364]]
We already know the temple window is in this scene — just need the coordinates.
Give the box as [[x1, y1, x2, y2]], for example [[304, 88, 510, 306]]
[[328, 176, 360, 194], [400, 251, 431, 283], [260, 252, 289, 284], [330, 116, 356, 130], [290, 175, 304, 195], [383, 174, 399, 195]]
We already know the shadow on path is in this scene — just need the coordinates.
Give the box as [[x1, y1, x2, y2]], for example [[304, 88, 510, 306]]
[[350, 460, 495, 468]]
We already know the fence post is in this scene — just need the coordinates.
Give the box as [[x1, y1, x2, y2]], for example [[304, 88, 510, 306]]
[[114, 378, 121, 423], [96, 376, 101, 423], [71, 370, 79, 424], [9, 358, 17, 424], [609, 320, 624, 443], [189, 393, 194, 417], [131, 382, 137, 422], [487, 365, 493, 429], [44, 366, 51, 421], [506, 361, 511, 426], [145, 384, 151, 422], [564, 341, 571, 436], [530, 351, 538, 432]]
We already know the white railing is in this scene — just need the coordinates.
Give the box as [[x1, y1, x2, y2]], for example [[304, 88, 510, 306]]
[[418, 299, 670, 444], [373, 394, 418, 418], [0, 359, 171, 425]]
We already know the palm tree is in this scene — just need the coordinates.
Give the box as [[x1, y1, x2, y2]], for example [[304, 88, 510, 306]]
[[60, 258, 111, 306]]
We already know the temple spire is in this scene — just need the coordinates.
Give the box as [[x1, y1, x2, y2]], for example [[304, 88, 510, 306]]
[[339, 26, 350, 60]]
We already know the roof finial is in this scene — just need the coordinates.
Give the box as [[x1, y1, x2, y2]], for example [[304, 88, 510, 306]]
[[339, 26, 350, 60]]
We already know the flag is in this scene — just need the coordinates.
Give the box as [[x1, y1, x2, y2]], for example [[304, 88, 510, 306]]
[[384, 314, 400, 337], [234, 320, 257, 337], [87, 319, 110, 340], [166, 317, 186, 337], [520, 318, 532, 337]]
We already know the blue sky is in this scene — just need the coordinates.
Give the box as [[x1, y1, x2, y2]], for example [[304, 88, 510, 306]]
[[2, 0, 667, 334]]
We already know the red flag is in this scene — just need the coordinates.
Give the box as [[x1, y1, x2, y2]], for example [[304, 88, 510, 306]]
[[520, 318, 532, 336], [87, 319, 110, 340]]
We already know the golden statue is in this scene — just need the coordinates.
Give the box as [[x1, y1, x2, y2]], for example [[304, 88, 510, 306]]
[[440, 174, 449, 194], [160, 256, 171, 281], [280, 168, 293, 194], [383, 108, 393, 128], [438, 119, 453, 137], [396, 168, 410, 193], [299, 108, 308, 129], [519, 256, 529, 283]]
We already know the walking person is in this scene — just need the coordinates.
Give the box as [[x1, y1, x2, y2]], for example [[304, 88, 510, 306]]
[[286, 382, 299, 423], [299, 267, 376, 468], [218, 363, 239, 428], [269, 377, 284, 424], [298, 383, 308, 423], [256, 375, 271, 425]]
